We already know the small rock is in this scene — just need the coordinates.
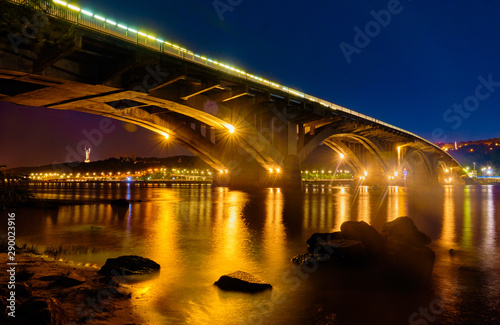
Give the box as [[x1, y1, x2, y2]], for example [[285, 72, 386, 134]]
[[55, 274, 85, 288], [98, 255, 160, 276], [449, 249, 456, 255], [214, 271, 272, 292], [340, 221, 384, 256], [381, 216, 431, 246]]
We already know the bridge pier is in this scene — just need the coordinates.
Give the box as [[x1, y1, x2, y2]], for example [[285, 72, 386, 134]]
[[212, 154, 302, 189]]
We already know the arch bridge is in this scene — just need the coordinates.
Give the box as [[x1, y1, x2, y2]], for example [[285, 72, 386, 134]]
[[0, 0, 465, 187]]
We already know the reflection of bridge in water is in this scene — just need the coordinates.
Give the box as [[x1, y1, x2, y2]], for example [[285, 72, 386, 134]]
[[0, 0, 465, 187]]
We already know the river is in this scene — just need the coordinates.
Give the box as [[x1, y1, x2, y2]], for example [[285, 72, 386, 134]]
[[2, 183, 499, 324]]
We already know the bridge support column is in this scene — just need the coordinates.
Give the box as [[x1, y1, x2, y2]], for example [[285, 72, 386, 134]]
[[212, 156, 302, 189], [279, 154, 302, 188]]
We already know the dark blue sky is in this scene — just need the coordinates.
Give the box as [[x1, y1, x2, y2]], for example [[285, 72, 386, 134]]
[[2, 0, 500, 167]]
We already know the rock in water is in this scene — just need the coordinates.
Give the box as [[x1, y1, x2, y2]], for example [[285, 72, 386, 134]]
[[14, 296, 67, 325], [214, 271, 272, 292], [340, 221, 384, 256], [110, 199, 130, 206], [315, 239, 368, 263], [384, 237, 435, 282], [98, 255, 160, 276], [381, 216, 431, 246], [306, 232, 344, 252], [382, 217, 435, 282]]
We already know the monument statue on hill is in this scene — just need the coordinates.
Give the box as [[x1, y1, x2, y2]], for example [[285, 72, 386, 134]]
[[85, 147, 91, 163]]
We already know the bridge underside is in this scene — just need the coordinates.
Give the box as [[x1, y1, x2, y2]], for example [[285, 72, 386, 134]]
[[0, 2, 465, 187]]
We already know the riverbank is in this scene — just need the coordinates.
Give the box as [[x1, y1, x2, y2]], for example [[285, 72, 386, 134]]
[[0, 252, 145, 324]]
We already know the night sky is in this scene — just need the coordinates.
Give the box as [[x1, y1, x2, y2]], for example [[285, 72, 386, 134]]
[[2, 0, 500, 168]]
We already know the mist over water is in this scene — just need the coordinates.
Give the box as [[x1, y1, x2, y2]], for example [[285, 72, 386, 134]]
[[3, 184, 500, 324]]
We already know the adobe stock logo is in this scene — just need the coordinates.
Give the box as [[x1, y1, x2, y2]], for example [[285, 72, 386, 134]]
[[432, 74, 500, 143], [213, 0, 243, 21], [339, 0, 409, 64]]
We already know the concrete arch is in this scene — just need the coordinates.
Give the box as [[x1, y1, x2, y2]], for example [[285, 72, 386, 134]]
[[44, 88, 285, 173], [299, 128, 391, 176], [49, 96, 229, 170], [337, 134, 390, 174], [322, 139, 364, 175], [401, 149, 436, 185]]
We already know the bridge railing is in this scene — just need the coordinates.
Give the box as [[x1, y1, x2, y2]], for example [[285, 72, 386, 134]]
[[7, 0, 451, 155]]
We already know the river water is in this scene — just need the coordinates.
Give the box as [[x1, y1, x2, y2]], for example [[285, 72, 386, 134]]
[[2, 183, 499, 324]]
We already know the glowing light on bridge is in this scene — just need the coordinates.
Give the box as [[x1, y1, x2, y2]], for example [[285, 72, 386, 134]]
[[339, 153, 345, 159], [67, 4, 80, 12], [227, 125, 235, 134], [81, 9, 93, 17]]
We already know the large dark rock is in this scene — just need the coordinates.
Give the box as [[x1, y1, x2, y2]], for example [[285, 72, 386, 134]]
[[381, 216, 431, 246], [12, 296, 67, 325], [214, 271, 272, 292], [315, 239, 368, 263], [340, 221, 384, 256], [384, 237, 435, 282], [306, 232, 343, 252], [98, 255, 160, 276]]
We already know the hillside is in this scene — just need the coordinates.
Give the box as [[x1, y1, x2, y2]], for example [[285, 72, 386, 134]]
[[5, 155, 211, 175]]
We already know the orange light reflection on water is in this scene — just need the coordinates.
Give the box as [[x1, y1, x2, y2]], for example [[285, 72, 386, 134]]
[[333, 187, 350, 230], [441, 186, 456, 248], [481, 186, 496, 269], [263, 188, 286, 266], [357, 188, 371, 224]]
